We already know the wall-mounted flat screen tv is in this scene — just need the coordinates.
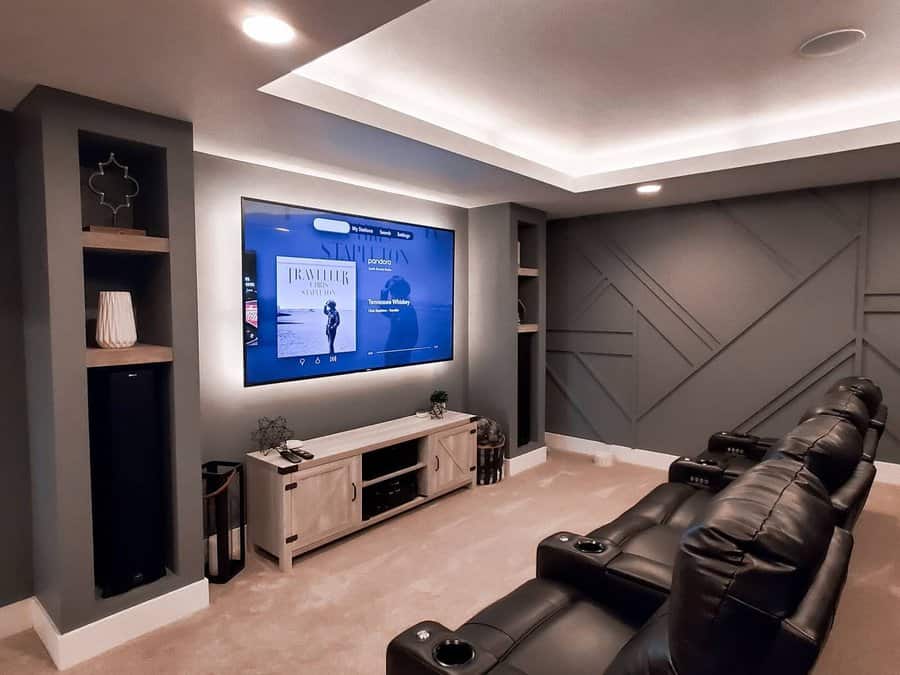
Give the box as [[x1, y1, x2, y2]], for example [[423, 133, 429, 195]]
[[242, 198, 455, 386]]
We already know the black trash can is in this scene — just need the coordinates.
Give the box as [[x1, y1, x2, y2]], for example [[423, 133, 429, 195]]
[[202, 461, 246, 584]]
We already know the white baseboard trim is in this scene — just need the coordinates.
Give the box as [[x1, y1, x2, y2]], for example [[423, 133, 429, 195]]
[[546, 433, 677, 471], [504, 446, 548, 476], [874, 460, 900, 485], [0, 596, 35, 640], [31, 578, 209, 670], [547, 433, 900, 483]]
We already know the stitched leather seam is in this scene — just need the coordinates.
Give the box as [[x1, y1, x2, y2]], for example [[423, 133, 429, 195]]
[[783, 617, 817, 643], [463, 621, 516, 646], [710, 461, 807, 627], [797, 417, 844, 452], [607, 564, 669, 592], [494, 600, 572, 661]]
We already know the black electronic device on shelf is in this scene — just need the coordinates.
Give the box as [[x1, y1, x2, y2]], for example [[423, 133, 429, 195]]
[[362, 473, 418, 521], [88, 365, 167, 597]]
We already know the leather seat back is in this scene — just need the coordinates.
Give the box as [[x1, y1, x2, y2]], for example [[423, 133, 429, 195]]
[[828, 375, 883, 417], [798, 390, 870, 436], [765, 415, 862, 493], [668, 459, 835, 675]]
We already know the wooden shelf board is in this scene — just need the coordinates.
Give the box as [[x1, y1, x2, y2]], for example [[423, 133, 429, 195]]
[[362, 496, 427, 525], [517, 323, 539, 333], [82, 231, 169, 254], [518, 267, 539, 277], [361, 462, 427, 488], [86, 344, 173, 368]]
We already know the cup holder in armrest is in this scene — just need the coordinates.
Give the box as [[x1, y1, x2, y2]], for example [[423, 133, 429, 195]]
[[433, 639, 476, 668], [574, 538, 607, 554]]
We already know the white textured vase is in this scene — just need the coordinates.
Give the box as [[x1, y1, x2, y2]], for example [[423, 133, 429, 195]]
[[96, 291, 137, 349]]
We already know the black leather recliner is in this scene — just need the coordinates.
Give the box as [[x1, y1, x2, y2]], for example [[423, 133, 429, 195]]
[[700, 383, 881, 472], [387, 459, 851, 675], [576, 411, 868, 610], [387, 377, 886, 674]]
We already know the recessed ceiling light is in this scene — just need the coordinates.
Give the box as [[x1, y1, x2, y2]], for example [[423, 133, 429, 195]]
[[242, 15, 296, 45], [799, 28, 866, 58], [636, 183, 662, 195]]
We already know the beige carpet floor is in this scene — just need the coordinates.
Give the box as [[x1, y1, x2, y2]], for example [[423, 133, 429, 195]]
[[1, 450, 898, 674]]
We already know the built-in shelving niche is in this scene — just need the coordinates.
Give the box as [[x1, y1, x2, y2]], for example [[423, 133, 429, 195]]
[[79, 128, 176, 598], [516, 219, 542, 451], [78, 130, 169, 236], [79, 131, 173, 368], [83, 251, 173, 351]]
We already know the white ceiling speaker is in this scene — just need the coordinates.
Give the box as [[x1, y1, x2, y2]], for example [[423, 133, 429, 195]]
[[798, 28, 866, 58]]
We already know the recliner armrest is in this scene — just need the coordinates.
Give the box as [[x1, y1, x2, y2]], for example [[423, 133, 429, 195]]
[[537, 532, 664, 622], [536, 531, 620, 600], [707, 431, 773, 460], [387, 621, 497, 675], [830, 461, 876, 530], [764, 528, 853, 674], [668, 456, 727, 491]]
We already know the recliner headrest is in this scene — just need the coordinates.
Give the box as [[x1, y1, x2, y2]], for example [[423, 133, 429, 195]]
[[669, 459, 834, 675], [828, 376, 882, 417], [766, 416, 863, 492], [799, 390, 870, 436]]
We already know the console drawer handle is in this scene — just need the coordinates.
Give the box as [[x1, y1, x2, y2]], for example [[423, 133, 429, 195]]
[[351, 482, 357, 502], [435, 455, 440, 472]]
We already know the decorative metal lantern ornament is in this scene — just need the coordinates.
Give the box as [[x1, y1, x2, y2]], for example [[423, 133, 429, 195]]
[[88, 152, 140, 228]]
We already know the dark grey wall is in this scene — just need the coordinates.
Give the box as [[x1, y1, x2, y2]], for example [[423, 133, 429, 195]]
[[547, 181, 900, 462], [15, 88, 203, 632], [193, 153, 469, 461], [0, 111, 33, 606], [467, 204, 519, 453]]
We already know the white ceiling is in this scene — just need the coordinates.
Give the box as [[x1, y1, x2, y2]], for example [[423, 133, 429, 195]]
[[268, 0, 900, 192], [1, 1, 900, 217]]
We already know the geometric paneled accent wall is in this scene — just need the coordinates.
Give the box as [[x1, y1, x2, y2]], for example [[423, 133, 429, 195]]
[[547, 180, 900, 463]]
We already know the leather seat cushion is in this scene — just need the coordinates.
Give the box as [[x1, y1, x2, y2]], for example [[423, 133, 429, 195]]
[[466, 580, 638, 675], [799, 390, 870, 436], [604, 603, 676, 675], [829, 376, 883, 417], [459, 578, 640, 674], [459, 578, 578, 659], [587, 482, 711, 546], [585, 483, 713, 603]]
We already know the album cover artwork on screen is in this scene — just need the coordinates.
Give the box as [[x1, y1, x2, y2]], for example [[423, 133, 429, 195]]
[[275, 256, 357, 358]]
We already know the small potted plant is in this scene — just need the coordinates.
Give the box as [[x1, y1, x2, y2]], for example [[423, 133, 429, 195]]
[[429, 390, 449, 419], [251, 416, 293, 455]]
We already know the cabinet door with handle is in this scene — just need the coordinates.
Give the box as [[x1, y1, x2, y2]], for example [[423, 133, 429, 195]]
[[424, 423, 476, 495], [287, 456, 362, 547]]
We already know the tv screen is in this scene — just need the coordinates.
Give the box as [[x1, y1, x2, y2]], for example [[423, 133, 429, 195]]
[[241, 198, 455, 386]]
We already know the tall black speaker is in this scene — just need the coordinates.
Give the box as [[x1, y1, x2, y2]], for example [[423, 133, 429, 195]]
[[88, 365, 167, 597]]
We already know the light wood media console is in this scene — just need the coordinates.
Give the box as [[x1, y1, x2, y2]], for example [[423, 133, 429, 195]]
[[246, 411, 478, 571]]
